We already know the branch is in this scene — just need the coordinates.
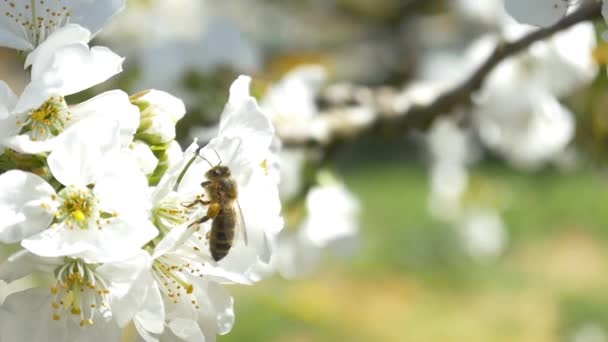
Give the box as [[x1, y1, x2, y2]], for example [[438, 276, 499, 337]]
[[282, 2, 603, 149]]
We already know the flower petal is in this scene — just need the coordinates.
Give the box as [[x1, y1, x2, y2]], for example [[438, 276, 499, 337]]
[[26, 24, 91, 72], [0, 27, 32, 51], [36, 43, 123, 97], [71, 89, 140, 147], [47, 118, 120, 186], [96, 252, 159, 328], [167, 318, 206, 342], [22, 217, 158, 263], [0, 288, 68, 342], [133, 281, 165, 336], [0, 249, 61, 283], [0, 170, 56, 243], [218, 75, 274, 156]]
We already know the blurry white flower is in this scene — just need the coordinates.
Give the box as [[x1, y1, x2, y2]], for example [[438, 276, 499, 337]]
[[274, 182, 359, 279], [427, 117, 478, 220], [277, 148, 307, 202], [0, 119, 157, 262], [0, 0, 124, 51], [102, 0, 208, 48], [302, 183, 359, 249], [0, 25, 131, 154], [457, 209, 507, 261], [476, 90, 575, 168], [453, 0, 504, 25], [472, 22, 596, 168], [261, 65, 330, 142]]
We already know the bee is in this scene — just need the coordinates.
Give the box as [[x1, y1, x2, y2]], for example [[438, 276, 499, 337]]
[[180, 148, 247, 262]]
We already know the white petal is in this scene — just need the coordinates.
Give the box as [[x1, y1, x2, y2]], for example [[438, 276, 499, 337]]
[[504, 0, 568, 27], [218, 75, 274, 154], [0, 249, 61, 283], [48, 118, 120, 186], [133, 282, 165, 338], [0, 80, 17, 115], [152, 224, 192, 259], [71, 89, 140, 147], [11, 78, 62, 115], [3, 134, 59, 154], [167, 318, 206, 342], [206, 282, 234, 335], [131, 140, 159, 175], [0, 171, 56, 243], [22, 217, 158, 263], [0, 81, 19, 146], [96, 252, 159, 328], [94, 150, 151, 214], [0, 28, 32, 51], [0, 288, 68, 342], [36, 43, 123, 97], [26, 24, 91, 72]]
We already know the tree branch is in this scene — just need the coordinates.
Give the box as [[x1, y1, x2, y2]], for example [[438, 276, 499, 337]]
[[282, 2, 603, 149]]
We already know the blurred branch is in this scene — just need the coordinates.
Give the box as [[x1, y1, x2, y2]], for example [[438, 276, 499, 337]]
[[282, 2, 603, 150]]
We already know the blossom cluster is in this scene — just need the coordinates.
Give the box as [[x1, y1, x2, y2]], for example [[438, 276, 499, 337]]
[[0, 1, 282, 341]]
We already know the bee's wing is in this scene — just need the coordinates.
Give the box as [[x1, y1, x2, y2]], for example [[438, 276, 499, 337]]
[[234, 200, 248, 246]]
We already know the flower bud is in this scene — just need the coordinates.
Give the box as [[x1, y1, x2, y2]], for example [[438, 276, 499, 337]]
[[148, 140, 183, 185], [131, 90, 186, 145]]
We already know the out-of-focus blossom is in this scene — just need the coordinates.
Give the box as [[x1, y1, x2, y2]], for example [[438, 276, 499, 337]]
[[102, 0, 208, 48], [426, 117, 508, 261], [261, 65, 330, 142], [476, 90, 575, 168], [427, 117, 477, 220], [457, 208, 508, 261], [274, 182, 359, 278]]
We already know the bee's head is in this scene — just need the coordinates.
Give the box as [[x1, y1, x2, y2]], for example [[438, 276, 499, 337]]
[[206, 166, 230, 179]]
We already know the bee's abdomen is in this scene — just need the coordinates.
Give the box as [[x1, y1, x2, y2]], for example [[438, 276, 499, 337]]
[[209, 208, 236, 261]]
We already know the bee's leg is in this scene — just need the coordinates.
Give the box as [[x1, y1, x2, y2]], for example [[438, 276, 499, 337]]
[[182, 194, 211, 208], [201, 181, 211, 188], [188, 203, 221, 227]]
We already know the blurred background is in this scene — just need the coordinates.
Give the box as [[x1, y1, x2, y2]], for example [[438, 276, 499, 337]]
[[4, 0, 608, 341]]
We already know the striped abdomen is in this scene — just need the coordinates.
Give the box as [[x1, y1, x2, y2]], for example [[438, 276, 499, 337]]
[[209, 206, 236, 261]]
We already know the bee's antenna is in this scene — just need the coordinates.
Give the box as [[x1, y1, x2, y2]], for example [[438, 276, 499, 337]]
[[212, 149, 222, 166], [193, 146, 214, 168]]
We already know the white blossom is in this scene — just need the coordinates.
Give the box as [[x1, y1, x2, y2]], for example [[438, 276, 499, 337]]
[[0, 250, 155, 341], [0, 24, 132, 154], [274, 182, 359, 279], [261, 65, 330, 142], [0, 119, 158, 263]]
